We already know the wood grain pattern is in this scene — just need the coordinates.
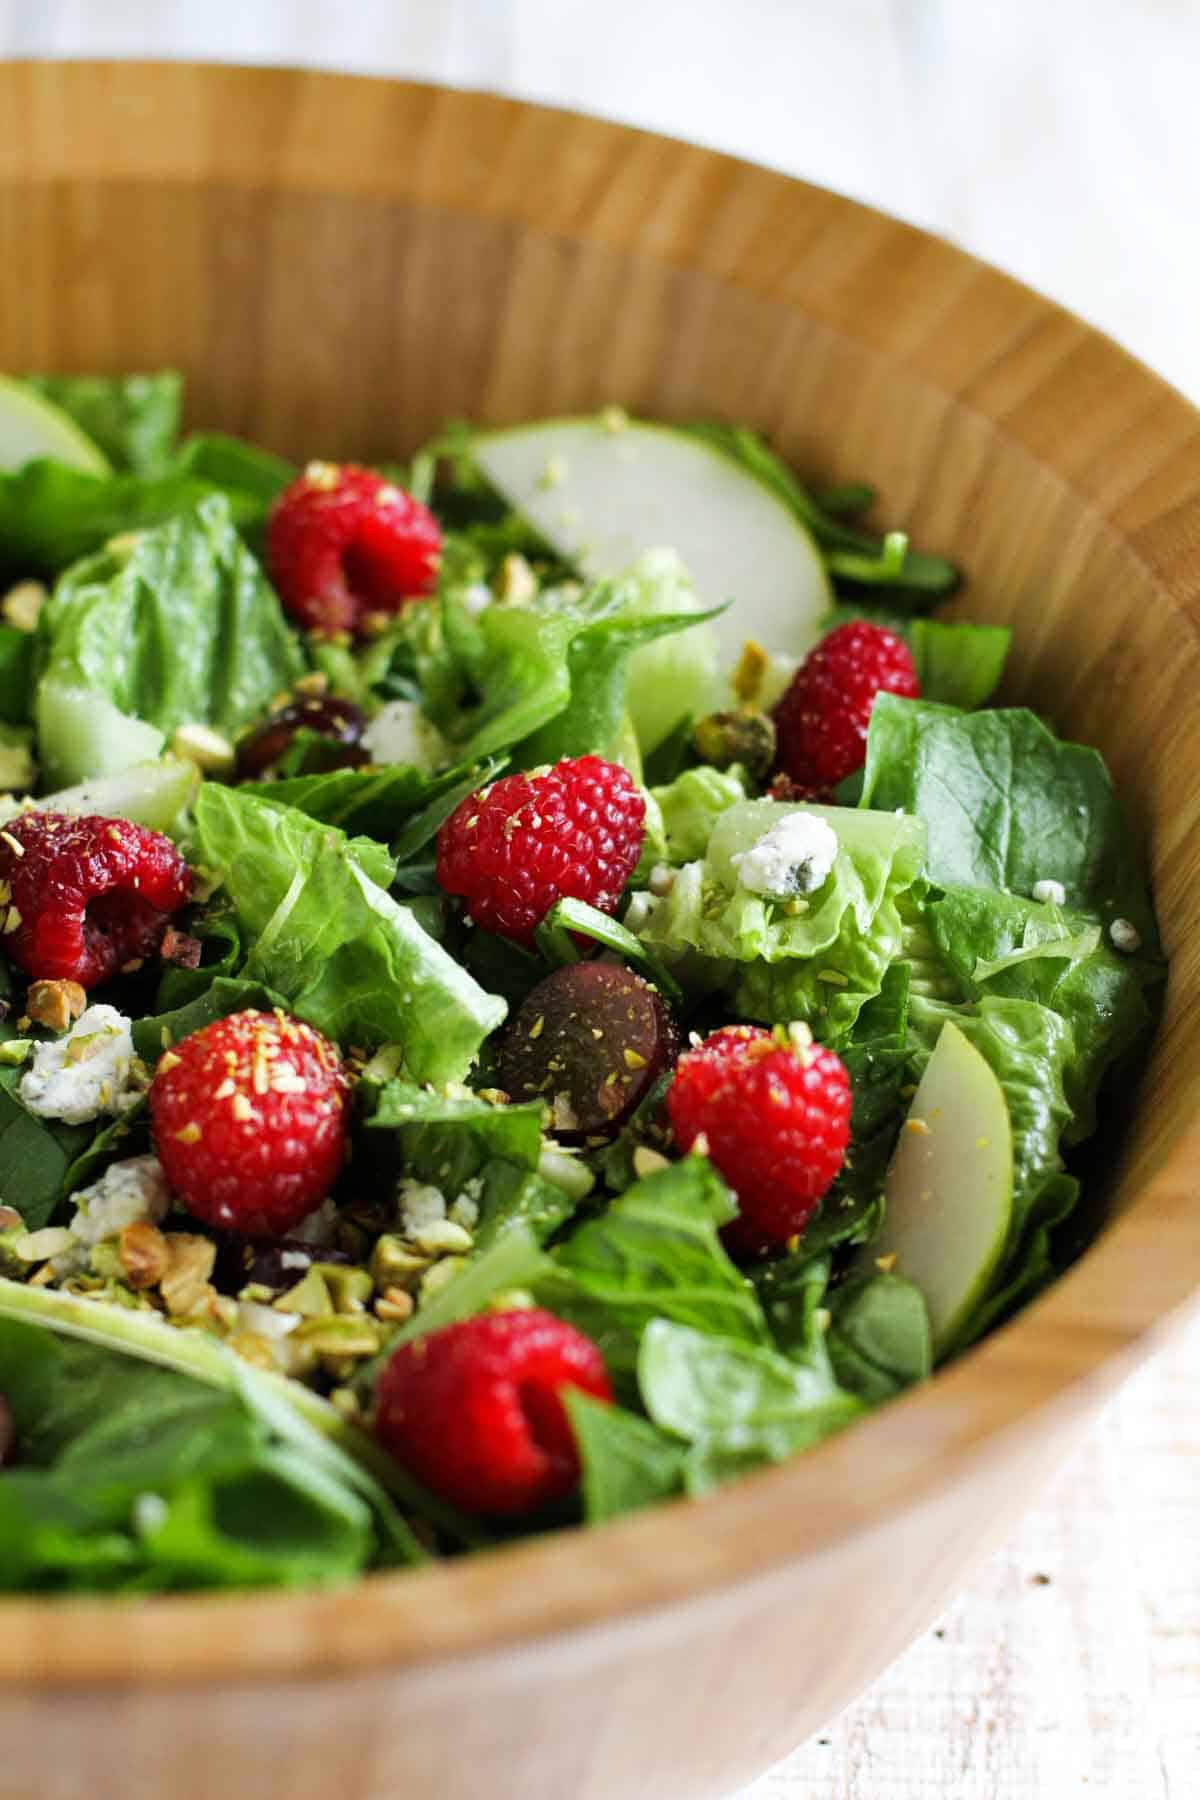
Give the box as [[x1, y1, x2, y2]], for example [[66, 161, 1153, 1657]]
[[1, 60, 1199, 1800]]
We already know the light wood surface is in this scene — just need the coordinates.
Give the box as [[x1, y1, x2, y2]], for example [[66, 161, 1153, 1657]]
[[2, 60, 1200, 1800], [748, 1312, 1200, 1798]]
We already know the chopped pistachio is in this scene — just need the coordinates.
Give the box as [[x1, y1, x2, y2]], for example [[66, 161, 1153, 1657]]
[[693, 708, 776, 779], [276, 1264, 334, 1318]]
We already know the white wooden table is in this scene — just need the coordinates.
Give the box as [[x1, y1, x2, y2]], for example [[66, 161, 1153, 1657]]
[[2, 6, 1198, 1793]]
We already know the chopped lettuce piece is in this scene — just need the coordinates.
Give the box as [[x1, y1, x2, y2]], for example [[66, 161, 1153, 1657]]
[[636, 800, 925, 1039], [927, 884, 1156, 1138], [192, 785, 505, 1082], [618, 549, 722, 754], [651, 763, 747, 864], [36, 494, 304, 785]]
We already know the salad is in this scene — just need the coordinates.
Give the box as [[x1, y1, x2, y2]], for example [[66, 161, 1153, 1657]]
[[0, 376, 1161, 1592]]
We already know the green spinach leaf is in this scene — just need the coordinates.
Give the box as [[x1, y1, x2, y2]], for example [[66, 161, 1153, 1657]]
[[22, 372, 182, 475], [638, 1320, 862, 1493], [563, 1389, 685, 1523], [825, 1271, 932, 1402], [536, 1157, 767, 1388], [861, 697, 1157, 946]]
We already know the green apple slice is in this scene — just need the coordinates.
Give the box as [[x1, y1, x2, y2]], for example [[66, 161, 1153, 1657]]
[[40, 757, 200, 835], [0, 375, 111, 474], [867, 1021, 1013, 1357], [472, 416, 831, 669]]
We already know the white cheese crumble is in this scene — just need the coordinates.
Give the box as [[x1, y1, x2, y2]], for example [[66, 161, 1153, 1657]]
[[59, 1155, 170, 1274], [732, 812, 839, 899], [1032, 878, 1067, 907], [397, 1178, 447, 1237], [19, 1004, 140, 1125], [461, 581, 493, 618], [1109, 917, 1142, 954], [450, 1193, 480, 1231], [361, 699, 449, 773]]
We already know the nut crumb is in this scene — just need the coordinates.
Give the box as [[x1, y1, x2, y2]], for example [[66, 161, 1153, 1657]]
[[25, 978, 86, 1034], [119, 1220, 170, 1290]]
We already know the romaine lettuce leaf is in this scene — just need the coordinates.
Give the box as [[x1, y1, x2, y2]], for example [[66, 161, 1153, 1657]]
[[636, 800, 925, 1040], [927, 884, 1156, 1138], [651, 763, 747, 864], [191, 785, 505, 1081], [0, 1297, 426, 1589], [238, 757, 500, 846], [0, 460, 276, 581], [414, 572, 718, 775], [35, 494, 304, 785]]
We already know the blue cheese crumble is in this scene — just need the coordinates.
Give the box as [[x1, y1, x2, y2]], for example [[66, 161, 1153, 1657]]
[[732, 811, 839, 898], [52, 1154, 171, 1276], [361, 700, 448, 773], [19, 1003, 142, 1125]]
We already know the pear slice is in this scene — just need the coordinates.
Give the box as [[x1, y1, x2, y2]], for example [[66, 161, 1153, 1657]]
[[867, 1021, 1013, 1357], [0, 375, 110, 474], [472, 416, 831, 670]]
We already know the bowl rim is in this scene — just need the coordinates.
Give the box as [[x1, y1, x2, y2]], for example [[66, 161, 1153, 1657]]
[[2, 57, 1200, 1689]]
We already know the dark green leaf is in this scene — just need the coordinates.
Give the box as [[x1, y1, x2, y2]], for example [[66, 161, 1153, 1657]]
[[536, 1157, 766, 1389], [22, 372, 183, 475], [826, 1271, 932, 1402], [564, 1390, 685, 1523], [860, 697, 1159, 950], [0, 1087, 92, 1228], [0, 461, 269, 580], [637, 1320, 861, 1493]]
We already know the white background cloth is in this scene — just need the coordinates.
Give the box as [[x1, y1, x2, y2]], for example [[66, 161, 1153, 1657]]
[[1, 5, 1198, 1795]]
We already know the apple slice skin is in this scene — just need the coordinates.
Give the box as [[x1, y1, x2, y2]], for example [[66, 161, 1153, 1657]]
[[866, 1020, 1014, 1358], [0, 375, 111, 475], [472, 416, 831, 667]]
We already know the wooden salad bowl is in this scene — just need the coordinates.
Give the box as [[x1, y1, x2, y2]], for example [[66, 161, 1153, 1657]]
[[2, 59, 1200, 1800]]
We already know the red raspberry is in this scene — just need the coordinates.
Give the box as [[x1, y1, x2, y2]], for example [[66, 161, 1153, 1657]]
[[667, 1024, 851, 1256], [0, 812, 191, 988], [436, 755, 645, 946], [375, 1309, 612, 1516], [774, 620, 919, 791], [267, 462, 442, 637], [149, 1009, 348, 1237]]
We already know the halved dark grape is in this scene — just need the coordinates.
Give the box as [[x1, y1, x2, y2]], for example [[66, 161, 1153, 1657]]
[[235, 695, 368, 780], [499, 961, 679, 1140], [213, 1236, 353, 1296]]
